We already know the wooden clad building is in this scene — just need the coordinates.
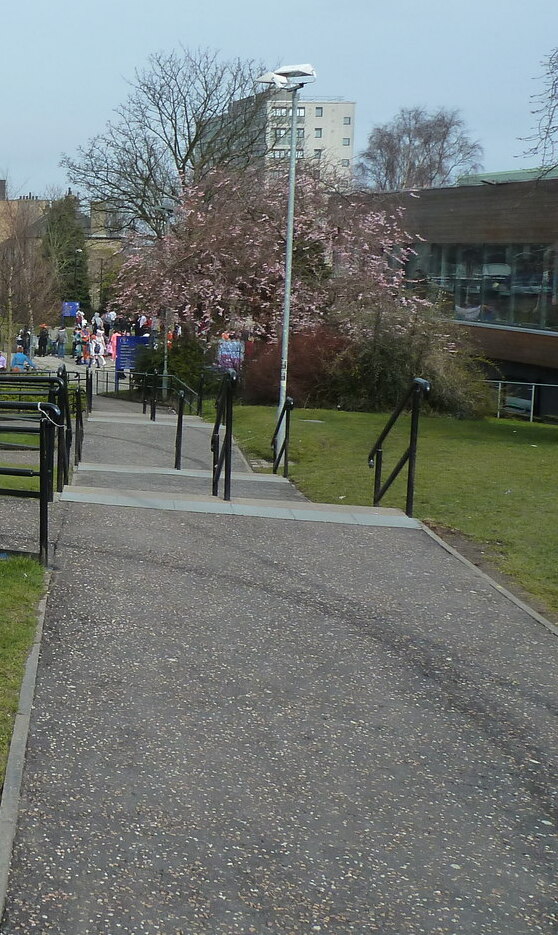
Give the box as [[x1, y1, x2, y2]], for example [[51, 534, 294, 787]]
[[380, 177, 558, 383]]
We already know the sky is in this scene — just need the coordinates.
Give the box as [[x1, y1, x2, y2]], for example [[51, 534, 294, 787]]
[[1, 0, 557, 196]]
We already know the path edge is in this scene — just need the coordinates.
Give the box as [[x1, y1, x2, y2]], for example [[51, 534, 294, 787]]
[[0, 572, 50, 921], [421, 523, 558, 637]]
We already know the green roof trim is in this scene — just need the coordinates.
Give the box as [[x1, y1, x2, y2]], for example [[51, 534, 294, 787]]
[[456, 167, 558, 186]]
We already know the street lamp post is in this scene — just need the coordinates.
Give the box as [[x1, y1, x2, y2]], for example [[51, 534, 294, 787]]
[[256, 64, 316, 446], [73, 248, 83, 292]]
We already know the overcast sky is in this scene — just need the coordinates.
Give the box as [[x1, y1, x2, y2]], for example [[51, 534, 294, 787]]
[[1, 0, 556, 196]]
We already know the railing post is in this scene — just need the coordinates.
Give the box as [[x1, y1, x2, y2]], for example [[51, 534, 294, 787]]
[[405, 384, 422, 516], [197, 373, 204, 417], [223, 374, 235, 501], [530, 383, 535, 423], [85, 368, 93, 412], [75, 389, 83, 466], [56, 422, 66, 493], [39, 419, 49, 566], [150, 370, 157, 422], [373, 448, 383, 506], [283, 398, 293, 478], [174, 391, 185, 470], [368, 377, 429, 514], [142, 373, 147, 414], [211, 428, 220, 496]]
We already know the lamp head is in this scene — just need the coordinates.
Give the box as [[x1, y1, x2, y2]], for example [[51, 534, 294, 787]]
[[256, 63, 316, 90]]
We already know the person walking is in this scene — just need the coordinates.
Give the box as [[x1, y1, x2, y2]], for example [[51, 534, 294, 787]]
[[56, 326, 67, 359], [80, 326, 92, 367], [90, 330, 106, 368], [72, 328, 84, 365], [37, 325, 49, 357]]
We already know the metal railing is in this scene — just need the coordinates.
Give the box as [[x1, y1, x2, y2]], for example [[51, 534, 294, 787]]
[[271, 397, 294, 477], [196, 366, 233, 417], [368, 378, 431, 517], [0, 400, 61, 565], [94, 368, 199, 416], [174, 392, 186, 470], [486, 379, 558, 422], [211, 370, 237, 501], [0, 372, 71, 490]]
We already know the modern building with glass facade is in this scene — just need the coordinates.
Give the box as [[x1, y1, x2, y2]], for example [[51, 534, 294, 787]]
[[378, 172, 558, 388]]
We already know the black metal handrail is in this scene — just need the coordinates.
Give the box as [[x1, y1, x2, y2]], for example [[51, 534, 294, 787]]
[[0, 373, 70, 489], [271, 397, 294, 477], [74, 388, 85, 466], [211, 370, 237, 501], [367, 377, 430, 517], [94, 367, 200, 416], [85, 368, 93, 411], [174, 392, 185, 470], [196, 366, 231, 417], [0, 401, 60, 565]]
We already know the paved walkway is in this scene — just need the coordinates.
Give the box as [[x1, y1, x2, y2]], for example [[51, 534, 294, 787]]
[[0, 394, 556, 934]]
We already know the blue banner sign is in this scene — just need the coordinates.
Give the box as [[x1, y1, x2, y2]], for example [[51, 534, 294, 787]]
[[217, 339, 244, 370], [62, 301, 80, 318], [116, 335, 150, 372]]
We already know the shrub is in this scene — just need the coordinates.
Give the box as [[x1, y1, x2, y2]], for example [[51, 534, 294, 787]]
[[242, 317, 491, 417], [242, 328, 350, 407], [135, 334, 208, 390]]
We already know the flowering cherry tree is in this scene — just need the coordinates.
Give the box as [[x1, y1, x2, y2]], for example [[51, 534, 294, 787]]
[[111, 167, 425, 341]]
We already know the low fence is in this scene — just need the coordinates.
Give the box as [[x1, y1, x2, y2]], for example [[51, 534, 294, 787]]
[[487, 380, 558, 422], [0, 400, 61, 565], [0, 367, 87, 563]]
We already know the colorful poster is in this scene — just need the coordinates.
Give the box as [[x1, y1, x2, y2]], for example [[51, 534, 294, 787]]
[[217, 340, 244, 370]]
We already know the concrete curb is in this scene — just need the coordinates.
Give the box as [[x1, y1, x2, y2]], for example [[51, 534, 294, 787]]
[[0, 573, 50, 921], [421, 523, 558, 637]]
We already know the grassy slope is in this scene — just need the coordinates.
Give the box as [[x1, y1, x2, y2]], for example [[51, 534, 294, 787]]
[[0, 557, 44, 785], [231, 405, 558, 613]]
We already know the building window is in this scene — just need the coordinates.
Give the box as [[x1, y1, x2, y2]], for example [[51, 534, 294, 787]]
[[296, 149, 304, 159], [315, 106, 323, 117], [287, 107, 305, 118], [271, 106, 288, 117], [343, 116, 351, 125], [273, 127, 288, 142], [315, 128, 323, 138], [314, 149, 323, 160], [297, 127, 305, 139], [341, 159, 350, 166], [270, 149, 288, 160], [406, 241, 558, 332], [342, 138, 351, 146]]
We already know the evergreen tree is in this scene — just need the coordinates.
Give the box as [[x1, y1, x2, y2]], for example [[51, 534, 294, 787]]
[[42, 193, 91, 312]]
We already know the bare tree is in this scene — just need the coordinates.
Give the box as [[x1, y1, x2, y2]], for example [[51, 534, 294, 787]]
[[61, 47, 268, 237], [356, 107, 483, 191], [525, 47, 558, 168], [0, 197, 57, 352]]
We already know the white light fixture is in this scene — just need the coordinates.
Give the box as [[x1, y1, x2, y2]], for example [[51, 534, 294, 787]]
[[256, 64, 317, 456]]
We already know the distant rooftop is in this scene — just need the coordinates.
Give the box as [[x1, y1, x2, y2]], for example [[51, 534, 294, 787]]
[[456, 167, 558, 186]]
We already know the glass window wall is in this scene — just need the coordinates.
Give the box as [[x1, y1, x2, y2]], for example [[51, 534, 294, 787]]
[[407, 243, 558, 332]]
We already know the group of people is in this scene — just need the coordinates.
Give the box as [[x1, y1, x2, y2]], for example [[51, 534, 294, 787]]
[[1, 309, 185, 375]]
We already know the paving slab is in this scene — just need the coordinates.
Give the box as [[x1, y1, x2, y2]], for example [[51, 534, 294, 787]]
[[0, 395, 556, 935]]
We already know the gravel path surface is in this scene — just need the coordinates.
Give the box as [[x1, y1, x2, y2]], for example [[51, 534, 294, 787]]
[[1, 396, 556, 934]]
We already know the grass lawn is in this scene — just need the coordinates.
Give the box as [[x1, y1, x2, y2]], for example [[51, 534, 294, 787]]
[[229, 404, 558, 615], [0, 556, 44, 786], [0, 464, 40, 493]]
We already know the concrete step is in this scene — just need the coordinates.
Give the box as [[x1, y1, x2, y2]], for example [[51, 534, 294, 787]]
[[60, 484, 420, 527], [75, 462, 291, 483]]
